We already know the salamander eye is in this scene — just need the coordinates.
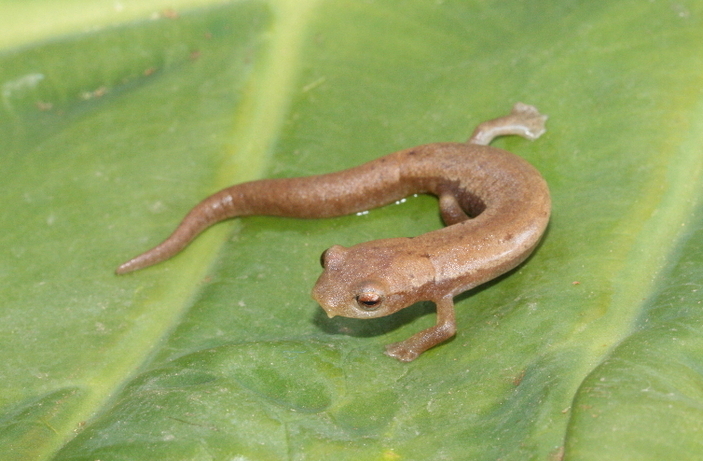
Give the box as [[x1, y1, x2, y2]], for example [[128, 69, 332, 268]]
[[356, 291, 383, 311], [319, 245, 347, 269]]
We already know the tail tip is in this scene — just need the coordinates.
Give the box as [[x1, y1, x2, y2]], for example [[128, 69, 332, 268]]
[[115, 260, 137, 275]]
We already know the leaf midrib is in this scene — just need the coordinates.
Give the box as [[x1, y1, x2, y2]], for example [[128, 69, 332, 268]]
[[42, 1, 323, 458]]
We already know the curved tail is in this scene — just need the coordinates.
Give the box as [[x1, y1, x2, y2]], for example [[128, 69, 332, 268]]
[[115, 188, 242, 274], [115, 158, 410, 274]]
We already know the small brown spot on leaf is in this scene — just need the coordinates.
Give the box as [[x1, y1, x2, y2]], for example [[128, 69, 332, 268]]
[[160, 8, 179, 19], [36, 101, 53, 111]]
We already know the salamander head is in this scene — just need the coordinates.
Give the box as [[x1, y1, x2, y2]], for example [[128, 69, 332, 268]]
[[311, 242, 434, 319]]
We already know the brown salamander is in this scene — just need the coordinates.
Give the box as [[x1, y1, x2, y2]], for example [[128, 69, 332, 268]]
[[117, 103, 550, 361]]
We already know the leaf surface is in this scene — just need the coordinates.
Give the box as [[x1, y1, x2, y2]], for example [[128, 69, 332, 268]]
[[1, 1, 703, 460]]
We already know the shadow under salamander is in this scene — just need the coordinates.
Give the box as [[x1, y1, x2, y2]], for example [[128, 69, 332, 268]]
[[313, 300, 436, 338]]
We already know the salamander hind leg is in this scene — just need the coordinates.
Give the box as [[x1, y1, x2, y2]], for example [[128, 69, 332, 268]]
[[468, 102, 547, 146], [439, 192, 470, 226]]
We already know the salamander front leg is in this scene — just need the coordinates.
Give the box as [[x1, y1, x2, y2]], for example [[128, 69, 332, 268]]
[[384, 295, 457, 362], [468, 102, 547, 146]]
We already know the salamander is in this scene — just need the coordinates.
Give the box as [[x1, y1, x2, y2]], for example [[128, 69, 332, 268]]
[[116, 103, 550, 361]]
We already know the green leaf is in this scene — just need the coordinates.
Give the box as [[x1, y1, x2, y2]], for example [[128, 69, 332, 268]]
[[2, 0, 703, 460]]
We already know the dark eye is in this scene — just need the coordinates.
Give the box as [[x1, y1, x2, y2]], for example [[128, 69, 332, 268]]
[[356, 292, 382, 310], [319, 248, 330, 268]]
